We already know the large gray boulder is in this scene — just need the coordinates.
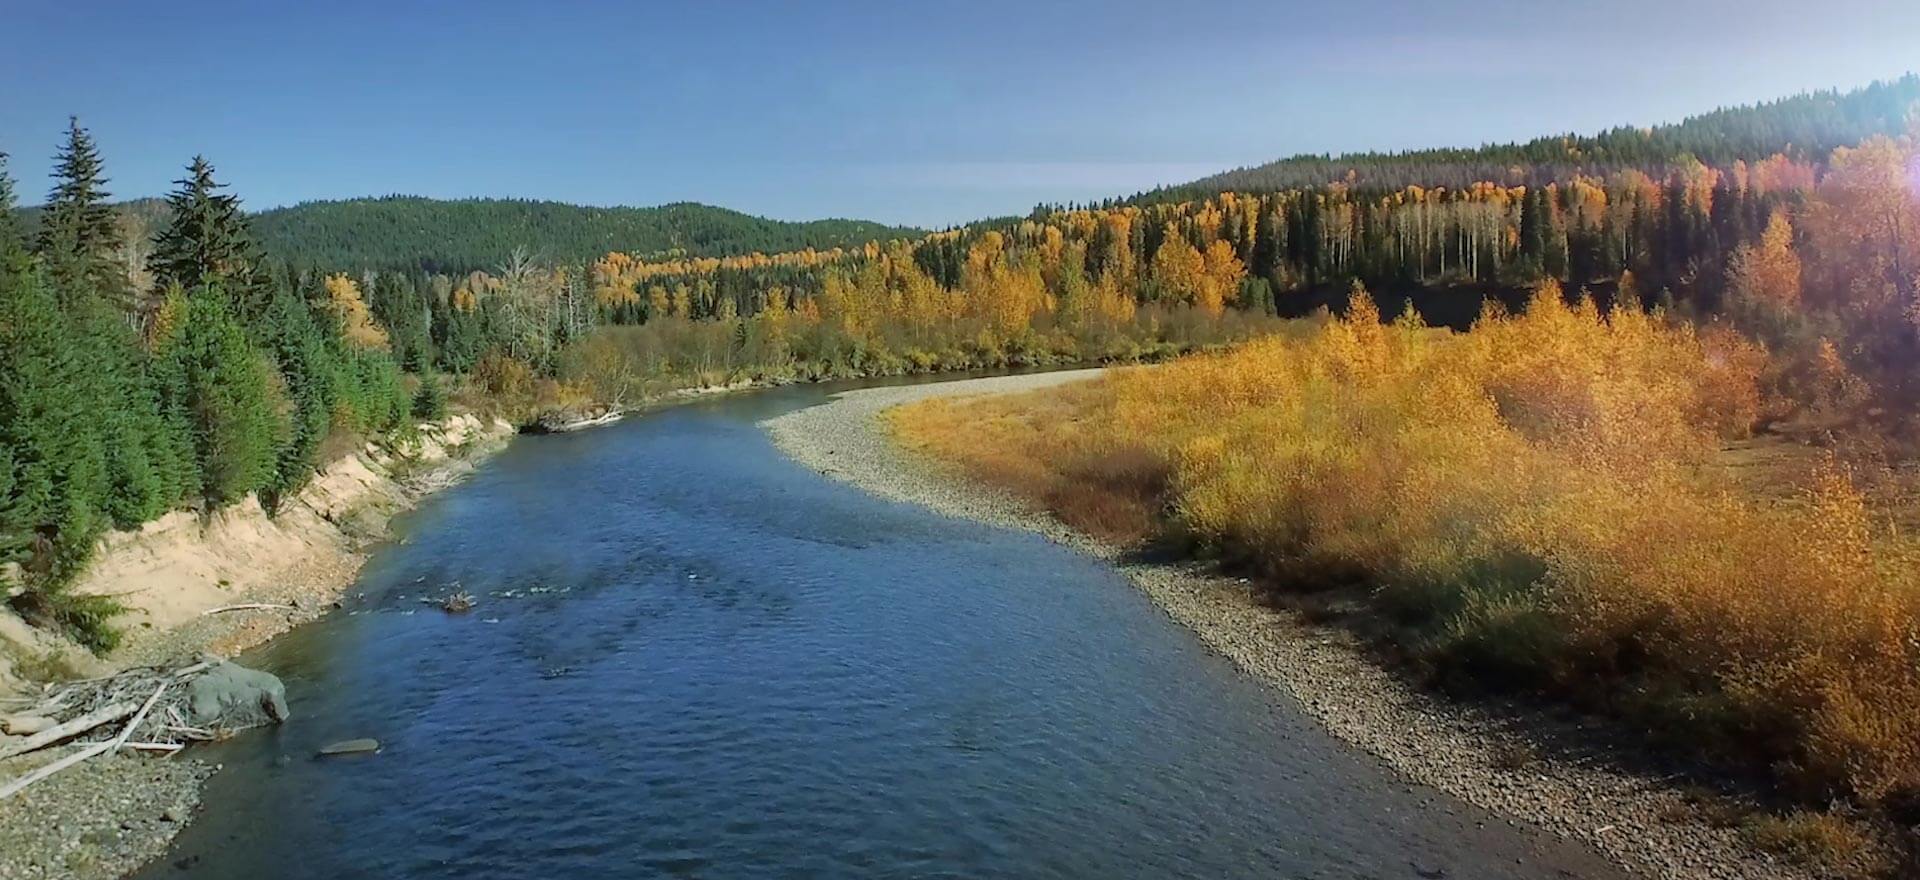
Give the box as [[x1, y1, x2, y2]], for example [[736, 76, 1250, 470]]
[[187, 661, 290, 730]]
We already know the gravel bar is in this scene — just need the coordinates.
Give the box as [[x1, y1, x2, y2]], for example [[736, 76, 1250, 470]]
[[762, 369, 1819, 880]]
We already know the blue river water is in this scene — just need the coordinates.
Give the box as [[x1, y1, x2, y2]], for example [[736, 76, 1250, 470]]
[[134, 381, 1622, 880]]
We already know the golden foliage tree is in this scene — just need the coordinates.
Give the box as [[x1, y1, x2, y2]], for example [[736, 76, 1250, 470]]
[[1728, 209, 1802, 309], [324, 273, 389, 349]]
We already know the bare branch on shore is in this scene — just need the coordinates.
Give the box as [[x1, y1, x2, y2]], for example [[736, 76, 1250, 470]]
[[0, 701, 137, 760], [201, 603, 297, 615]]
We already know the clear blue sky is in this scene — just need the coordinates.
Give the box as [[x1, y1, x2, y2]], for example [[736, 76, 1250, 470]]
[[3, 0, 1917, 228]]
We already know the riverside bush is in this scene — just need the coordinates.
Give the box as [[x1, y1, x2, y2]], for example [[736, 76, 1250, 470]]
[[895, 283, 1920, 808]]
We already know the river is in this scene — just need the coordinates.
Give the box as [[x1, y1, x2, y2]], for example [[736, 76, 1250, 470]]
[[133, 379, 1623, 880]]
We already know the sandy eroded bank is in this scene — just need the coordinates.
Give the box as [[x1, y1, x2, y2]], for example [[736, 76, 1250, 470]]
[[0, 414, 513, 880]]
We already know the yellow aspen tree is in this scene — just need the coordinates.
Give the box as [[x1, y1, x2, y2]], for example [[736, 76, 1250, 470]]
[[1148, 226, 1206, 307], [324, 273, 389, 349], [1200, 239, 1246, 316], [1727, 210, 1802, 309]]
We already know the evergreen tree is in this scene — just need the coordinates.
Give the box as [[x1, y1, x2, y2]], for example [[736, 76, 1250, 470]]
[[371, 272, 432, 371], [153, 287, 287, 505], [0, 153, 25, 259], [437, 297, 483, 372], [37, 118, 128, 308], [73, 298, 190, 526], [412, 371, 447, 420], [1239, 277, 1276, 314], [149, 156, 259, 302], [0, 259, 130, 650], [0, 263, 109, 581], [258, 280, 338, 507]]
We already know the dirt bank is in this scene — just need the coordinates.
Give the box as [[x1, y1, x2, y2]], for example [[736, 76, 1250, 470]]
[[761, 372, 1822, 880], [0, 412, 513, 880]]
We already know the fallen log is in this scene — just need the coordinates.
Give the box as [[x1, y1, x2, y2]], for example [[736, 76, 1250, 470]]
[[202, 603, 296, 616], [0, 682, 169, 800], [0, 739, 116, 799], [0, 700, 136, 760], [120, 742, 184, 753], [170, 660, 217, 678], [109, 683, 169, 751]]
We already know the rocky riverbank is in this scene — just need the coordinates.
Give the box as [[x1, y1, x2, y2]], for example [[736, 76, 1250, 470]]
[[761, 371, 1826, 880], [0, 412, 514, 880]]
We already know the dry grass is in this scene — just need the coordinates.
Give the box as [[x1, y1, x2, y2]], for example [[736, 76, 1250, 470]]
[[893, 284, 1920, 815], [1745, 811, 1880, 873], [891, 383, 1165, 546]]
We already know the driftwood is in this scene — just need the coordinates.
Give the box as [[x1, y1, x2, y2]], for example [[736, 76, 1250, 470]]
[[0, 682, 168, 800], [0, 739, 117, 799], [551, 410, 624, 432], [112, 682, 169, 752], [170, 660, 217, 678], [0, 700, 136, 760], [121, 741, 187, 757], [202, 603, 296, 615], [0, 660, 283, 800]]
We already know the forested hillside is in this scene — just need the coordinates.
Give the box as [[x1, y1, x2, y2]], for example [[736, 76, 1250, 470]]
[[14, 197, 922, 275], [1137, 73, 1920, 197], [246, 197, 923, 273]]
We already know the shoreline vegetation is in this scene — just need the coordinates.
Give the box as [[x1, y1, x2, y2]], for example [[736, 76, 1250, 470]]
[[764, 373, 1824, 880], [889, 284, 1920, 877]]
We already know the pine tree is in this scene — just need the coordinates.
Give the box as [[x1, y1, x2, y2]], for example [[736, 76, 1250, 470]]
[[73, 297, 190, 526], [153, 288, 287, 505], [411, 371, 447, 419], [371, 272, 432, 371], [258, 279, 337, 507], [438, 299, 483, 372], [0, 153, 26, 260], [0, 262, 109, 581], [37, 118, 128, 308], [0, 258, 131, 650], [149, 156, 259, 301]]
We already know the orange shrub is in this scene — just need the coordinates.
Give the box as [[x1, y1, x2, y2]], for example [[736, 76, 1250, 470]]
[[898, 283, 1920, 807]]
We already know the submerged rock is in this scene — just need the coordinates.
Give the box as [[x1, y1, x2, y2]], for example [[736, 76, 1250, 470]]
[[317, 738, 379, 756], [186, 661, 290, 730]]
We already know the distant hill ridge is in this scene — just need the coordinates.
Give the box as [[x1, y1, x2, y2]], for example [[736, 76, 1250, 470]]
[[246, 196, 923, 273], [1123, 73, 1920, 202], [15, 195, 924, 274], [14, 74, 1918, 270]]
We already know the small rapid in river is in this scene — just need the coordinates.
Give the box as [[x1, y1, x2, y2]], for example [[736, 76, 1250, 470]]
[[133, 379, 1622, 880]]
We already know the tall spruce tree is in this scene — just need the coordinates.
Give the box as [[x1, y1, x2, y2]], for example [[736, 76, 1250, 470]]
[[371, 272, 432, 371], [0, 153, 25, 259], [149, 156, 260, 305], [37, 118, 128, 308], [152, 288, 286, 505], [0, 262, 109, 582], [0, 259, 136, 652], [258, 278, 337, 507]]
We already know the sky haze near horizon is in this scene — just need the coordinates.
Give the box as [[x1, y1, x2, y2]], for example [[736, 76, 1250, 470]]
[[4, 0, 1919, 227]]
